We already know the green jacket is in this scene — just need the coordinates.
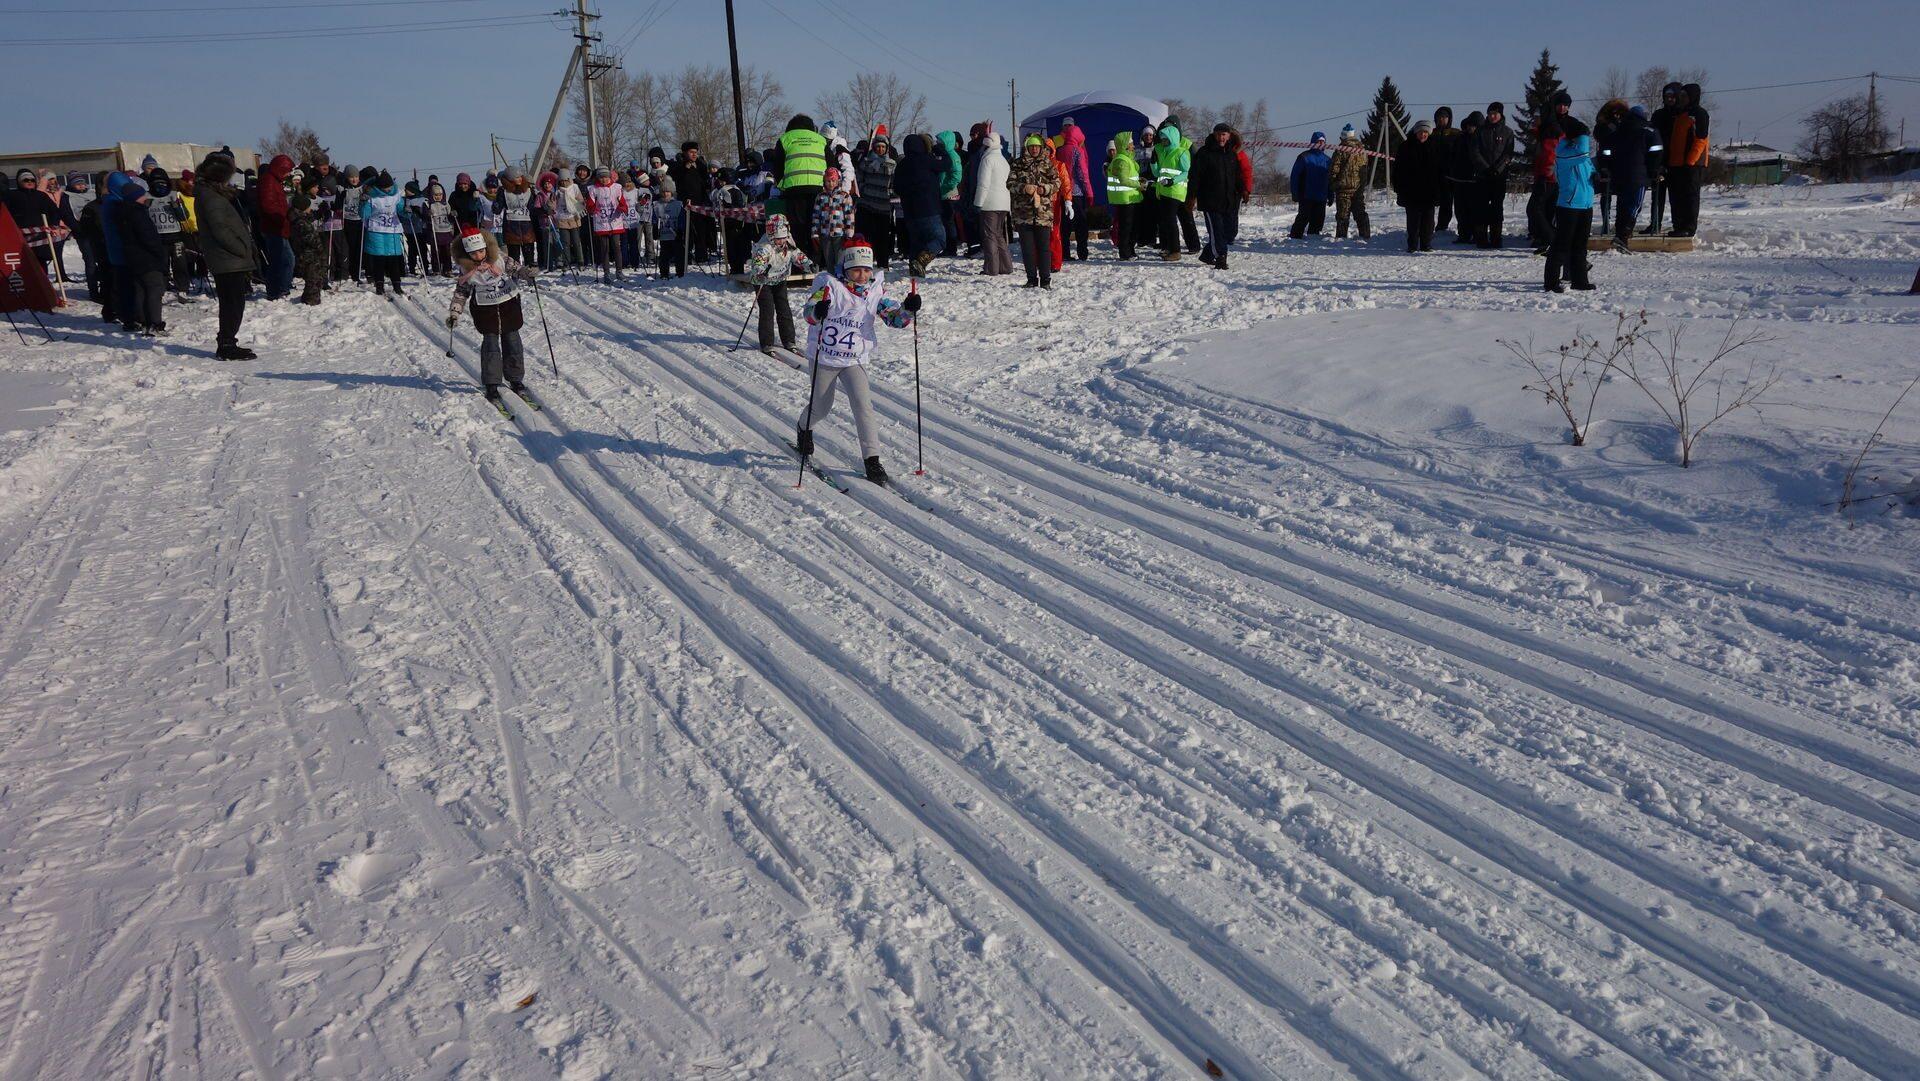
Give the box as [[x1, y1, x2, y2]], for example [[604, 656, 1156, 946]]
[[935, 131, 964, 197], [1106, 132, 1143, 205], [779, 127, 828, 190], [1153, 123, 1191, 201]]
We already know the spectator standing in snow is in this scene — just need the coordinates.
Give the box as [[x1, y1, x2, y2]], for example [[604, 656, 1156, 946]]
[[1151, 117, 1191, 261], [254, 154, 295, 299], [775, 115, 828, 259], [192, 152, 257, 359], [895, 134, 946, 277], [1135, 125, 1160, 251], [1544, 117, 1597, 293], [853, 130, 898, 268], [1666, 83, 1709, 237], [1329, 126, 1372, 241], [973, 131, 1013, 275], [1469, 102, 1515, 248], [1393, 120, 1443, 252], [501, 167, 537, 268], [1288, 133, 1332, 239], [114, 176, 169, 336], [1448, 112, 1482, 244], [586, 166, 628, 282], [1596, 100, 1656, 251], [1191, 124, 1247, 269], [1105, 131, 1143, 260], [1429, 108, 1460, 233], [1057, 117, 1095, 261], [811, 166, 857, 275], [651, 178, 686, 279], [551, 173, 585, 270], [1009, 134, 1062, 287]]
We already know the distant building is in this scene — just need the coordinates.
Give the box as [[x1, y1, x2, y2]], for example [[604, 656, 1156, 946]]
[[1714, 141, 1796, 185], [0, 141, 260, 181]]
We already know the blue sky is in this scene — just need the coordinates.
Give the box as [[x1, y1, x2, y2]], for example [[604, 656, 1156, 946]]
[[11, 0, 1920, 173]]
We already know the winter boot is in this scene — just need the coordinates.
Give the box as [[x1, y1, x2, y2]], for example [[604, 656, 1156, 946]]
[[864, 456, 889, 485], [795, 428, 814, 456]]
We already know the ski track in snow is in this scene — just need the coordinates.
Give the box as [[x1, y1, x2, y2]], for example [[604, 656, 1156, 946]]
[[2, 183, 1918, 1079]]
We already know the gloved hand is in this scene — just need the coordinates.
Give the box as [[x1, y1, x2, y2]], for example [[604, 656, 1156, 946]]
[[813, 298, 830, 321], [1063, 200, 1074, 221], [902, 292, 921, 313], [446, 316, 458, 328]]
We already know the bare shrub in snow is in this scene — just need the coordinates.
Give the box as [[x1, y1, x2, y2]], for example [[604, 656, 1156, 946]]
[[1501, 309, 1648, 446], [1612, 320, 1778, 468], [1836, 370, 1920, 523]]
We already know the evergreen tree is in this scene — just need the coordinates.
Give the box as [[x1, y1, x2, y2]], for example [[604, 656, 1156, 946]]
[[1359, 76, 1413, 188], [1518, 48, 1566, 149]]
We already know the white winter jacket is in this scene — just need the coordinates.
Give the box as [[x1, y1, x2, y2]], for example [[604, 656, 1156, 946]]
[[973, 134, 1010, 213]]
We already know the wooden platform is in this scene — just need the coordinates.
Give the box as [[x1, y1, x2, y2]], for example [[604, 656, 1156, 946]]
[[1587, 234, 1695, 253], [726, 272, 811, 290]]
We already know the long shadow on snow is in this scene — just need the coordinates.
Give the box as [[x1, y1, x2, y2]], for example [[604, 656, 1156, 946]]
[[256, 371, 474, 393], [516, 426, 782, 471]]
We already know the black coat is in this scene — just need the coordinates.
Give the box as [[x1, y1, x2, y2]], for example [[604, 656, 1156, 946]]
[[1392, 136, 1444, 205], [1189, 140, 1245, 213], [1468, 121, 1515, 181], [114, 198, 168, 275], [1597, 117, 1658, 190], [669, 157, 711, 207], [893, 135, 944, 220]]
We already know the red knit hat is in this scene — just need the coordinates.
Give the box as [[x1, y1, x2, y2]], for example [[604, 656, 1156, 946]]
[[840, 235, 874, 270], [873, 124, 889, 139]]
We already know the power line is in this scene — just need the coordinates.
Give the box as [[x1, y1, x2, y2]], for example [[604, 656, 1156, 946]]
[[4, 0, 500, 10], [801, 0, 977, 94], [15, 13, 558, 45]]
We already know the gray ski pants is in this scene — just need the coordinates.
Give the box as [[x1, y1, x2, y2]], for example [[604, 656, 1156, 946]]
[[480, 329, 526, 386], [800, 362, 879, 458]]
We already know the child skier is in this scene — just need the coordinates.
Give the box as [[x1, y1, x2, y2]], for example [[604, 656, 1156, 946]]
[[652, 178, 686, 279], [746, 213, 814, 354], [427, 182, 456, 276], [360, 170, 407, 295], [586, 166, 628, 282], [289, 179, 327, 305], [447, 226, 540, 412], [796, 235, 921, 485], [501, 166, 536, 267]]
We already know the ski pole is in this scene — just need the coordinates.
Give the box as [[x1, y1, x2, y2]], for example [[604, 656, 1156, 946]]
[[445, 310, 457, 358], [529, 271, 559, 378], [729, 285, 761, 352], [796, 330, 826, 489], [909, 276, 924, 475], [40, 215, 69, 308]]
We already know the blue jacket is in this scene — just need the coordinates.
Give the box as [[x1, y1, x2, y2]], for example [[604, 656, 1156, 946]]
[[1290, 149, 1332, 203], [1554, 134, 1595, 210], [101, 171, 141, 265]]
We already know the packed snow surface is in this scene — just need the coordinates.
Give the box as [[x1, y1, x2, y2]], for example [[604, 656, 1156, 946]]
[[2, 183, 1918, 1079]]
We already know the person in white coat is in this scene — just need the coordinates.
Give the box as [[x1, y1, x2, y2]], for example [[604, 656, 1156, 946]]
[[972, 132, 1012, 275]]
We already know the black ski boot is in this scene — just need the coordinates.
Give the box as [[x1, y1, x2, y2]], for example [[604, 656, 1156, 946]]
[[795, 428, 814, 456], [864, 456, 889, 485]]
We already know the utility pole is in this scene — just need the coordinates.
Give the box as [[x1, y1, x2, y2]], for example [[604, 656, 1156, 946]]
[[533, 49, 582, 176], [1009, 78, 1017, 139], [1866, 71, 1881, 150], [724, 0, 748, 162]]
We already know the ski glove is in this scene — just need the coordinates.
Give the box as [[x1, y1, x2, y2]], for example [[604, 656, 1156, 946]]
[[1063, 200, 1074, 221], [902, 292, 921, 313], [813, 298, 830, 321], [446, 316, 458, 328]]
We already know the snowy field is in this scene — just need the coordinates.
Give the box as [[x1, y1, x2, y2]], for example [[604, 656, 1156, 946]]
[[1, 182, 1917, 1080]]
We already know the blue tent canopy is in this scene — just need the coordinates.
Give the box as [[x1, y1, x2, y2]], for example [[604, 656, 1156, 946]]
[[1019, 91, 1171, 205]]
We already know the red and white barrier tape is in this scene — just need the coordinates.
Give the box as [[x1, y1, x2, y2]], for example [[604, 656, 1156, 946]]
[[687, 204, 767, 221], [1241, 139, 1392, 160]]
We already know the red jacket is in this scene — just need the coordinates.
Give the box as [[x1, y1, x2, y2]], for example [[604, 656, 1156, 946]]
[[256, 154, 294, 238], [1235, 148, 1253, 200]]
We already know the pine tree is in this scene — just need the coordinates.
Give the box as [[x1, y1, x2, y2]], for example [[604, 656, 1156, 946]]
[[1359, 76, 1413, 188], [1518, 48, 1566, 149]]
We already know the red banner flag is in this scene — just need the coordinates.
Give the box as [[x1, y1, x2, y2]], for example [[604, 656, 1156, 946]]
[[0, 204, 61, 314]]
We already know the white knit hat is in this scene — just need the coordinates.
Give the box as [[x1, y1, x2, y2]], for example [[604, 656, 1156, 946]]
[[840, 236, 874, 270]]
